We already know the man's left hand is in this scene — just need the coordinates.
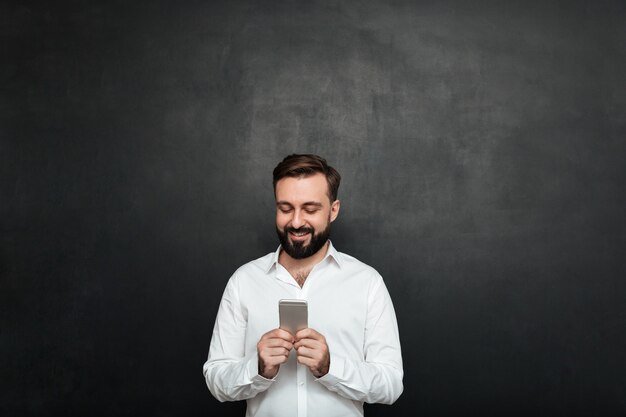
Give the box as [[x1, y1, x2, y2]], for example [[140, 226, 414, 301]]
[[294, 328, 330, 378]]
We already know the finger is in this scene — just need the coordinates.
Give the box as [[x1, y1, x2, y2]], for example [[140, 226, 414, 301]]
[[263, 328, 295, 342], [295, 328, 325, 343], [295, 328, 317, 340], [261, 348, 290, 362], [263, 355, 289, 366], [258, 338, 292, 356], [296, 355, 318, 369], [294, 338, 321, 350], [264, 338, 294, 350], [295, 345, 311, 358], [261, 329, 276, 340], [274, 328, 296, 342], [296, 345, 323, 360], [264, 347, 290, 357]]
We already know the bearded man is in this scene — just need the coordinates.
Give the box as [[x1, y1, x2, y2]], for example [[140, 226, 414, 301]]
[[203, 154, 403, 417]]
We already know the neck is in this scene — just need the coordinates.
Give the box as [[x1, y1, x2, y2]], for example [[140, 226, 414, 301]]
[[279, 240, 330, 271]]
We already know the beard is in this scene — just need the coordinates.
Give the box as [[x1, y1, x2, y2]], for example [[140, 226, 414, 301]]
[[276, 222, 331, 260]]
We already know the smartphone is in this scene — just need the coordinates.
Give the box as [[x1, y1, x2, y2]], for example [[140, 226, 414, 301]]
[[279, 299, 308, 336]]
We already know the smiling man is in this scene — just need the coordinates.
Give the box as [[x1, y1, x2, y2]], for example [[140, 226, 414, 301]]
[[203, 154, 403, 417]]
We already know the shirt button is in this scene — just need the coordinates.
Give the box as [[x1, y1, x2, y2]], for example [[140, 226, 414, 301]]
[[299, 382, 304, 386]]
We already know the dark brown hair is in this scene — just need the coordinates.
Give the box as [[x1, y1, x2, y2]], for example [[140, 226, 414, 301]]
[[273, 154, 341, 202]]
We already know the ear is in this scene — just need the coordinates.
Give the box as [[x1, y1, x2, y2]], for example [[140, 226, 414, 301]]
[[330, 199, 340, 223]]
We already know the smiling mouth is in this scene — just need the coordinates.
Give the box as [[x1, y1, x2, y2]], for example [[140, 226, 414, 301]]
[[289, 232, 310, 242], [290, 231, 310, 237], [287, 228, 312, 241]]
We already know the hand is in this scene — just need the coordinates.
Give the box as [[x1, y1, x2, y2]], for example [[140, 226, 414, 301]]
[[257, 328, 294, 379], [294, 328, 330, 378]]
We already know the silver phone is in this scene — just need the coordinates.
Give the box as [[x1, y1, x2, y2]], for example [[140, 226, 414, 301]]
[[279, 299, 308, 335]]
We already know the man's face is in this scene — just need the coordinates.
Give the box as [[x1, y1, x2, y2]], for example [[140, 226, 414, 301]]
[[275, 173, 340, 260]]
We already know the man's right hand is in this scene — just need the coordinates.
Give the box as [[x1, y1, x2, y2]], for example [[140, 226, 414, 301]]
[[257, 328, 294, 379]]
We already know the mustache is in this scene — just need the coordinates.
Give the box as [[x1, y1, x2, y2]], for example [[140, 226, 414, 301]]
[[285, 226, 314, 235]]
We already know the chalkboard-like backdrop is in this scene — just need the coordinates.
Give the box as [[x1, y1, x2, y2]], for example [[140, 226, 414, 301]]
[[2, 1, 624, 416]]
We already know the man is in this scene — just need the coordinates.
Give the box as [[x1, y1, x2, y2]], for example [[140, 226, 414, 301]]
[[203, 154, 403, 417]]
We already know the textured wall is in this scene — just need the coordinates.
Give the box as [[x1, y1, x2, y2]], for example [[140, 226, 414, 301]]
[[2, 1, 625, 415]]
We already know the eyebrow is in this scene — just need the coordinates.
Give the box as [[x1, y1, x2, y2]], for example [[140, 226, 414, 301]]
[[276, 201, 323, 208]]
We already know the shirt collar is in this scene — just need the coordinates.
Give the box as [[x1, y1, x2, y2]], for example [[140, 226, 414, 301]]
[[264, 240, 344, 273]]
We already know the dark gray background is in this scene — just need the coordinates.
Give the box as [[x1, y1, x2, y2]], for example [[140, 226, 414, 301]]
[[2, 0, 625, 416]]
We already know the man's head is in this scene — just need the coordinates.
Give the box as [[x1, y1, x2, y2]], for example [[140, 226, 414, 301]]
[[273, 154, 341, 259]]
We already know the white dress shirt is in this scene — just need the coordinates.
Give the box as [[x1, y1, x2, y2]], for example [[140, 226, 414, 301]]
[[203, 241, 403, 417]]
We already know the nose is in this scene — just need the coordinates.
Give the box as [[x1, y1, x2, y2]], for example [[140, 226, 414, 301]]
[[290, 209, 304, 229]]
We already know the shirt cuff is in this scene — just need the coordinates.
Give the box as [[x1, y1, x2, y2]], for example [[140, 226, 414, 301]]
[[314, 353, 345, 388]]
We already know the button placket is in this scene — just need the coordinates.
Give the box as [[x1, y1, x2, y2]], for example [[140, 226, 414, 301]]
[[297, 360, 307, 417]]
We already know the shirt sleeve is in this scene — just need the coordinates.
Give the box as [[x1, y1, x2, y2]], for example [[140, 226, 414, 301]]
[[315, 275, 404, 404], [202, 274, 275, 402]]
